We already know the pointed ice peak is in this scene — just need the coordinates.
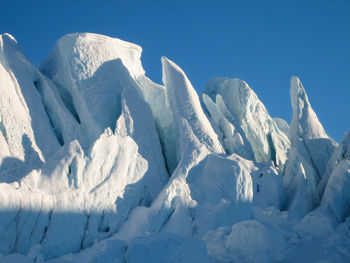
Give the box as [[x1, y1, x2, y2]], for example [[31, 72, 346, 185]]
[[0, 33, 24, 69], [161, 56, 224, 157], [289, 76, 337, 180], [290, 76, 328, 141], [0, 33, 18, 46], [161, 56, 194, 92]]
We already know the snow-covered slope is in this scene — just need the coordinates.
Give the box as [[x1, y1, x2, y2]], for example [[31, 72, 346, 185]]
[[0, 32, 349, 263]]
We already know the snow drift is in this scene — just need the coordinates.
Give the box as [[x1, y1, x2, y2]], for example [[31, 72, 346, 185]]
[[0, 32, 349, 263]]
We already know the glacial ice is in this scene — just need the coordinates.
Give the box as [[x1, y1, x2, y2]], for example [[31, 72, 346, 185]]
[[0, 32, 349, 262], [282, 147, 319, 218], [0, 33, 79, 184], [203, 77, 290, 171], [225, 220, 286, 263], [202, 93, 255, 160], [318, 131, 350, 196], [161, 57, 224, 170], [39, 33, 145, 147], [289, 76, 337, 180], [320, 144, 350, 222], [280, 77, 340, 218]]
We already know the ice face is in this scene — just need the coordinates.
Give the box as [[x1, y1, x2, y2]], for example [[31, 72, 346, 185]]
[[202, 93, 255, 160], [39, 33, 146, 147], [115, 85, 169, 201], [289, 76, 337, 180], [0, 33, 78, 183], [282, 147, 319, 218], [203, 77, 290, 171], [0, 33, 349, 263], [289, 76, 328, 141], [320, 132, 350, 223], [280, 77, 339, 219], [135, 75, 175, 173], [321, 160, 350, 223], [0, 33, 168, 259], [161, 57, 224, 171], [318, 131, 350, 196], [0, 129, 163, 259], [273, 118, 289, 136]]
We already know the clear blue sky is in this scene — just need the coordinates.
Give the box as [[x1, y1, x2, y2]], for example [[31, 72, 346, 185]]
[[1, 0, 349, 141]]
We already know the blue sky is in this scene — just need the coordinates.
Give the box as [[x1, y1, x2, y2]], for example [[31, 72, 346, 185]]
[[1, 0, 349, 141]]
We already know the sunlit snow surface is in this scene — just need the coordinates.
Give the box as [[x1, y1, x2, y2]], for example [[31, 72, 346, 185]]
[[0, 32, 349, 263]]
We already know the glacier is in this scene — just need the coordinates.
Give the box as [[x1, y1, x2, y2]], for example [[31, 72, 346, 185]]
[[0, 32, 349, 263]]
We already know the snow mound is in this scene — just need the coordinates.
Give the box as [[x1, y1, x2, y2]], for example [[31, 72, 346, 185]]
[[226, 220, 286, 263], [126, 233, 210, 263]]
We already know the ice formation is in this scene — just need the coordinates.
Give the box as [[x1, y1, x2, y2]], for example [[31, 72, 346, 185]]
[[203, 78, 290, 170], [0, 32, 349, 263]]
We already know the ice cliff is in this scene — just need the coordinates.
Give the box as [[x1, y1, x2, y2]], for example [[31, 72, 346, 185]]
[[0, 32, 349, 263]]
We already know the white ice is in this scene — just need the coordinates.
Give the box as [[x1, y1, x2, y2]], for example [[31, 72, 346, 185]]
[[0, 33, 349, 263]]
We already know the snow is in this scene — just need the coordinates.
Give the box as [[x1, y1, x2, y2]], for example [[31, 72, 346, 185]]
[[289, 76, 337, 180], [161, 57, 224, 171], [203, 77, 290, 171], [318, 131, 350, 196], [0, 32, 349, 263], [226, 220, 286, 263], [39, 33, 145, 147], [47, 239, 126, 263], [0, 127, 165, 259], [114, 89, 168, 203], [321, 159, 350, 223], [273, 118, 289, 136], [282, 147, 319, 218], [202, 93, 255, 160], [0, 33, 62, 182], [125, 233, 210, 263], [135, 75, 175, 172]]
